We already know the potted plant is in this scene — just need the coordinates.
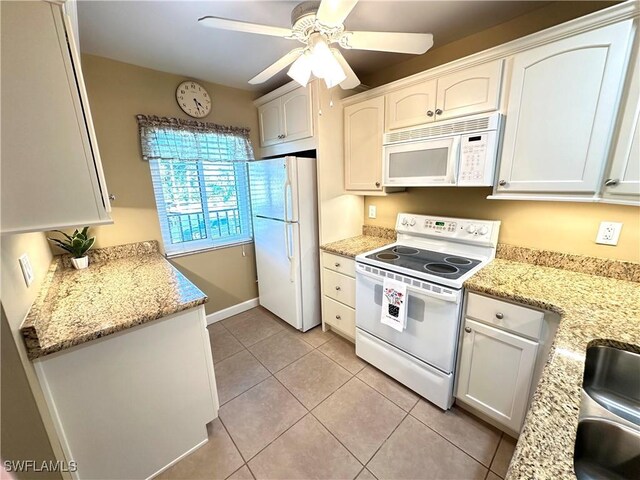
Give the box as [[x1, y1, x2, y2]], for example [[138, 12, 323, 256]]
[[48, 227, 96, 270]]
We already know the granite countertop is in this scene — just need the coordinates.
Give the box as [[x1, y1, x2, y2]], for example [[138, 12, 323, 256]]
[[21, 241, 207, 360], [320, 225, 397, 258], [464, 250, 640, 479]]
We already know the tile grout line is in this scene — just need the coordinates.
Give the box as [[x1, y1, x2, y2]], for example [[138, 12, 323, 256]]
[[354, 368, 420, 413], [487, 432, 505, 478], [407, 405, 496, 471]]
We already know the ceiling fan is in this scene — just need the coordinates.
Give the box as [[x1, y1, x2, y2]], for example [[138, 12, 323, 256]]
[[198, 0, 434, 90]]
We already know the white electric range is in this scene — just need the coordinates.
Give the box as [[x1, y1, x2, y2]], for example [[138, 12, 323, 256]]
[[355, 213, 500, 410]]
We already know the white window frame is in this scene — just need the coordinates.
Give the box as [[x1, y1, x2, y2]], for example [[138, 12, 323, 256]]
[[149, 158, 253, 257]]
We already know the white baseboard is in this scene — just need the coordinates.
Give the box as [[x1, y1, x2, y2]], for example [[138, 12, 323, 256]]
[[206, 298, 259, 325]]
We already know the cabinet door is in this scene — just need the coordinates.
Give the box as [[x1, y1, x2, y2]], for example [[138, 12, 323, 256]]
[[385, 80, 437, 131], [1, 1, 111, 233], [456, 319, 538, 433], [497, 21, 633, 194], [258, 97, 283, 147], [435, 60, 503, 121], [344, 96, 385, 191], [604, 51, 640, 200], [281, 87, 313, 143]]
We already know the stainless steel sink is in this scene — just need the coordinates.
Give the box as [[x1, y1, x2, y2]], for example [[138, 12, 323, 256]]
[[574, 419, 640, 480], [583, 346, 640, 426], [574, 345, 640, 480]]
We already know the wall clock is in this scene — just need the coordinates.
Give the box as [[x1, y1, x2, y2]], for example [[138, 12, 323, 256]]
[[176, 81, 211, 118]]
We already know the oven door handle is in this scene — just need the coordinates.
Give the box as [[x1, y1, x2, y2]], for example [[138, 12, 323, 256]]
[[356, 266, 458, 303]]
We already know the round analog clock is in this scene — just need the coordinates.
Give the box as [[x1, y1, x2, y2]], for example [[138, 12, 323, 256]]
[[176, 81, 211, 118]]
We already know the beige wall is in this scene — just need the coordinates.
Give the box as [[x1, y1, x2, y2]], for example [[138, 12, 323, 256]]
[[80, 54, 259, 314], [362, 1, 619, 87], [365, 189, 640, 262], [0, 232, 64, 477], [363, 1, 639, 263]]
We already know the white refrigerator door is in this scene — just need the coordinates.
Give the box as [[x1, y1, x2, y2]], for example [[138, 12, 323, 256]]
[[253, 215, 302, 329], [249, 157, 299, 221]]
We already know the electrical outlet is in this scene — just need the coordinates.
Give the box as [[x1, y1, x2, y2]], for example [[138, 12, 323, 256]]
[[368, 205, 377, 219], [18, 254, 34, 287], [596, 221, 623, 246]]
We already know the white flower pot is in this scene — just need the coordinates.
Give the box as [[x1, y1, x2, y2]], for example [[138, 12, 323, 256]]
[[71, 256, 89, 270]]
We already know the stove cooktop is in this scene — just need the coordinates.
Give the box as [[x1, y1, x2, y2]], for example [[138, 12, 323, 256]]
[[364, 245, 481, 280]]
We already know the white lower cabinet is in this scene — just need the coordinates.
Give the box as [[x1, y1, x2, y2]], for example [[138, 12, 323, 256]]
[[321, 252, 356, 339], [456, 294, 540, 433], [34, 306, 217, 480]]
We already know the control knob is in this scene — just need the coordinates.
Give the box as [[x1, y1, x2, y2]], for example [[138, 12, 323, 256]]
[[401, 217, 408, 226], [409, 218, 416, 226], [478, 226, 489, 236], [466, 224, 477, 234]]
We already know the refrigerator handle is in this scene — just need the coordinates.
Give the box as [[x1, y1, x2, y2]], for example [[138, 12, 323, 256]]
[[284, 222, 294, 283], [284, 180, 292, 223]]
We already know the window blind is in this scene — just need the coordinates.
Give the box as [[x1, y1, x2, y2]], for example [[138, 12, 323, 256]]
[[137, 115, 254, 256]]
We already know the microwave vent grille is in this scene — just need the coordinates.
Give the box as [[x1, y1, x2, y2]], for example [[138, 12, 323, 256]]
[[384, 116, 491, 144]]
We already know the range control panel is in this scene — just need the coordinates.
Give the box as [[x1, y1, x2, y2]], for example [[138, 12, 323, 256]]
[[396, 214, 500, 246]]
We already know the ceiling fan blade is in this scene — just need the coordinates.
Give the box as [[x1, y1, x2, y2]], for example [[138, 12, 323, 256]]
[[341, 31, 434, 55], [331, 49, 360, 89], [198, 16, 293, 38], [316, 0, 358, 27], [249, 49, 304, 84]]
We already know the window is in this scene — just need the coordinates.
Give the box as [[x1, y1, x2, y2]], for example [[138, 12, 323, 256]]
[[137, 115, 254, 256]]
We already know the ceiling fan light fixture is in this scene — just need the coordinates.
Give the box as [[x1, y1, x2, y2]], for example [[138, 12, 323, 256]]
[[308, 35, 346, 88], [287, 51, 313, 87]]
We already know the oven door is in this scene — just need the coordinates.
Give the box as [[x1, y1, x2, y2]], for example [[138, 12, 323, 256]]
[[355, 265, 462, 373], [383, 136, 459, 186]]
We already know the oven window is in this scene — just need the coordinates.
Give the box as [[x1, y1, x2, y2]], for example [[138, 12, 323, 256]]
[[388, 147, 449, 178]]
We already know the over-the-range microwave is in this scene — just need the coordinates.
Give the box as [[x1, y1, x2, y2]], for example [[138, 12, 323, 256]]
[[383, 112, 502, 187]]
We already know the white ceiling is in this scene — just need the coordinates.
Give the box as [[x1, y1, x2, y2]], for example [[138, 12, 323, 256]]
[[78, 0, 549, 93]]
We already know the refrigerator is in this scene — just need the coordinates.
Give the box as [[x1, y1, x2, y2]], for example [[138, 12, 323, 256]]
[[248, 156, 321, 331]]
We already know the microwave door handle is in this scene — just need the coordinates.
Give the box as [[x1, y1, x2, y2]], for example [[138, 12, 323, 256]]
[[448, 137, 460, 184], [356, 267, 458, 303]]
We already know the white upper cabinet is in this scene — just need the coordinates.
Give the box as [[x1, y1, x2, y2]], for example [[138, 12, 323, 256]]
[[603, 48, 640, 203], [385, 60, 503, 131], [281, 88, 313, 143], [385, 80, 437, 131], [257, 85, 313, 148], [497, 21, 633, 195], [258, 98, 283, 147], [435, 60, 503, 121], [1, 0, 111, 234], [344, 96, 385, 191]]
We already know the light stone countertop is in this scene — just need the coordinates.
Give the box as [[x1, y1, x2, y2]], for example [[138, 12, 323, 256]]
[[464, 255, 640, 479], [320, 225, 397, 258], [20, 241, 207, 360]]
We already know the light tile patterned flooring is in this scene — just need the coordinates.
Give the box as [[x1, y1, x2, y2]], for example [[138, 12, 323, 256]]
[[158, 307, 516, 480]]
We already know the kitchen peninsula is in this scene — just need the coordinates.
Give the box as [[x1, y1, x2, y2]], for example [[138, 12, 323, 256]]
[[20, 241, 218, 480]]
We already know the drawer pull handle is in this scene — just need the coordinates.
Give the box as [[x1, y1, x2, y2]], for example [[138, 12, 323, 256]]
[[495, 312, 504, 319], [464, 327, 472, 333], [335, 286, 341, 291], [335, 262, 341, 267], [335, 315, 341, 320]]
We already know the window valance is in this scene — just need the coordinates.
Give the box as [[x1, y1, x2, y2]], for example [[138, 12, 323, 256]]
[[136, 114, 254, 162]]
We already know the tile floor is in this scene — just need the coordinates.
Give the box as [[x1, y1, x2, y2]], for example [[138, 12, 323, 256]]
[[158, 307, 517, 480]]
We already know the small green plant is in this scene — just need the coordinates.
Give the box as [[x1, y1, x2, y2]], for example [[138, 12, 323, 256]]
[[48, 227, 95, 258]]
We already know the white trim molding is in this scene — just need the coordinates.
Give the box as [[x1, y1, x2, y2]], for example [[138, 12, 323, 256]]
[[206, 298, 260, 325]]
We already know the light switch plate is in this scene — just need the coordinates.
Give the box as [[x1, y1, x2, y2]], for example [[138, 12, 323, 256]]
[[596, 221, 623, 246], [368, 205, 377, 219], [18, 254, 34, 287]]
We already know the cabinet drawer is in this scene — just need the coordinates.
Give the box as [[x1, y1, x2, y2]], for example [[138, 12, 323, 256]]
[[322, 296, 355, 339], [322, 268, 356, 308], [321, 252, 355, 278], [466, 293, 544, 340]]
